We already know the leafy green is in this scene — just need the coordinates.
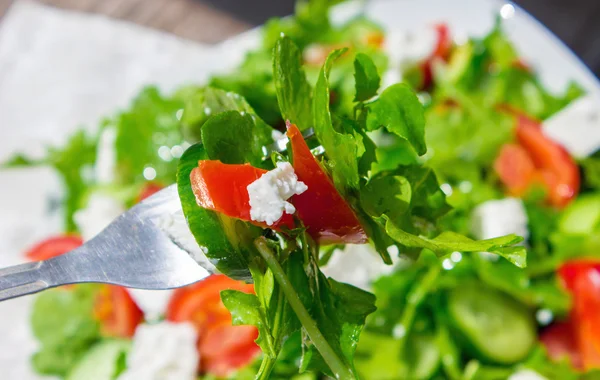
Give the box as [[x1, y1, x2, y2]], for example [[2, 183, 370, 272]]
[[112, 87, 183, 186], [313, 48, 362, 189], [31, 285, 101, 377], [301, 275, 376, 376], [273, 37, 313, 130], [366, 84, 426, 155], [582, 153, 600, 190], [201, 111, 273, 167], [353, 53, 380, 102], [177, 143, 263, 281], [385, 219, 526, 267], [180, 86, 261, 143]]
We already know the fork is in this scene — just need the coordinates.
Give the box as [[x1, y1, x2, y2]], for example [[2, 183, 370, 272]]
[[0, 128, 317, 302], [0, 185, 213, 302]]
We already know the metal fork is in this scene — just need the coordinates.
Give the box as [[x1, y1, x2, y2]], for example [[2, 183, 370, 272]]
[[0, 185, 214, 302], [0, 128, 317, 302]]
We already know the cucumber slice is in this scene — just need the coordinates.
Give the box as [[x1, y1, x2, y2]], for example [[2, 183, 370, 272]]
[[66, 339, 130, 380], [559, 193, 600, 235], [447, 284, 536, 364]]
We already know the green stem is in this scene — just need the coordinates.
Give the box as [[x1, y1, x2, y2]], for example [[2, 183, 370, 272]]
[[257, 356, 277, 380], [254, 237, 355, 380]]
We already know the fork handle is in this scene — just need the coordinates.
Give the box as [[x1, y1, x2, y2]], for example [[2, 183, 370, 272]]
[[0, 261, 53, 301]]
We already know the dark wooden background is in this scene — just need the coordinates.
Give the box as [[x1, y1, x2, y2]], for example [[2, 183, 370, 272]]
[[0, 0, 599, 76]]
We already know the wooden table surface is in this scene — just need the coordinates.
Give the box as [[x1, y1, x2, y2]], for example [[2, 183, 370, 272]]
[[0, 0, 252, 44]]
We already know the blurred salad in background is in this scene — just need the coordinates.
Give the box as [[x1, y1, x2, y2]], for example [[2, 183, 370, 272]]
[[3, 0, 600, 379]]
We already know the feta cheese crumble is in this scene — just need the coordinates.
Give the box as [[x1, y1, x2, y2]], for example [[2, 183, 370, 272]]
[[247, 162, 307, 225], [118, 322, 199, 380], [471, 198, 529, 241], [508, 369, 548, 380], [321, 244, 400, 291], [543, 94, 600, 158]]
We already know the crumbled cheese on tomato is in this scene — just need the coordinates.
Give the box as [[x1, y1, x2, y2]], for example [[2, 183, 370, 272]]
[[118, 322, 198, 380], [73, 192, 124, 241], [247, 162, 307, 226], [508, 369, 548, 380]]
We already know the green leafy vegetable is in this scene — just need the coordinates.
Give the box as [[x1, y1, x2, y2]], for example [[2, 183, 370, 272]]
[[31, 285, 101, 377], [273, 36, 313, 130], [366, 84, 426, 155], [385, 220, 526, 267], [180, 86, 261, 143], [313, 48, 363, 190], [353, 53, 380, 102]]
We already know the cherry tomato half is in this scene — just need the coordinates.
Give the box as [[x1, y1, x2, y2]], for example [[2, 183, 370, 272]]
[[25, 235, 83, 261], [287, 123, 367, 244], [93, 285, 144, 338], [166, 274, 260, 377]]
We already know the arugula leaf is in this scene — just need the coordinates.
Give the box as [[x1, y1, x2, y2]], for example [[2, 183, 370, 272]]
[[301, 275, 377, 377], [177, 143, 262, 281], [201, 111, 273, 167], [385, 219, 526, 267], [221, 289, 276, 358], [366, 83, 426, 155], [180, 86, 264, 143], [273, 37, 313, 130], [313, 48, 362, 189], [353, 53, 380, 102], [31, 285, 101, 377], [112, 87, 183, 186]]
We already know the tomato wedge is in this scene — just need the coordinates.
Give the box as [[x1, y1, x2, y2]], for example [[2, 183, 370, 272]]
[[166, 274, 260, 377], [287, 123, 367, 244], [93, 285, 144, 338], [190, 161, 294, 229], [540, 320, 583, 370], [494, 143, 537, 197], [494, 113, 580, 207], [25, 235, 83, 261], [547, 260, 600, 370], [419, 24, 452, 90], [136, 182, 164, 203]]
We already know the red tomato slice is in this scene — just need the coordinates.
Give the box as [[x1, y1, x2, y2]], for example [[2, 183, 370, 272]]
[[540, 320, 583, 370], [25, 235, 83, 261], [555, 260, 600, 370], [287, 123, 367, 244], [166, 274, 260, 377], [514, 115, 580, 207], [93, 285, 144, 338], [190, 161, 294, 229], [494, 113, 579, 208], [494, 143, 537, 197], [419, 24, 452, 90], [137, 182, 164, 203]]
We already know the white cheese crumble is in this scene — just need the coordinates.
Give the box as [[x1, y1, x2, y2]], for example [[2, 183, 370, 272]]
[[247, 162, 307, 226], [321, 244, 400, 291], [95, 127, 117, 184], [543, 94, 600, 158], [471, 198, 529, 241], [118, 322, 199, 380], [471, 198, 528, 260], [73, 192, 124, 241], [508, 369, 548, 380]]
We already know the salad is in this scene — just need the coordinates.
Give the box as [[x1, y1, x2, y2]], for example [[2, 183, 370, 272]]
[[4, 0, 600, 379]]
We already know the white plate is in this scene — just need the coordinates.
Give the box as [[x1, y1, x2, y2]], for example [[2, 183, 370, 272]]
[[0, 0, 598, 378]]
